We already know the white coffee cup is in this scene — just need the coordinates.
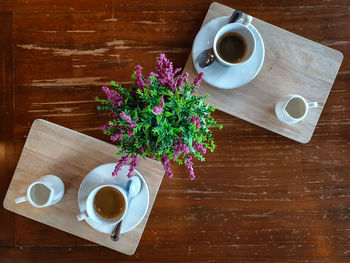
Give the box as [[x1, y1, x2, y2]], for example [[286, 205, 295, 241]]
[[275, 95, 318, 124], [76, 184, 128, 226], [213, 15, 255, 67], [14, 175, 65, 208]]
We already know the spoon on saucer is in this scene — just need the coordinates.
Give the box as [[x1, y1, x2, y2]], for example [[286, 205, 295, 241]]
[[197, 10, 242, 69], [110, 175, 142, 241]]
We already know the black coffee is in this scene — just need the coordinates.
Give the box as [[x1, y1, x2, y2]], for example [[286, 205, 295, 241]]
[[94, 187, 125, 219], [217, 32, 247, 63]]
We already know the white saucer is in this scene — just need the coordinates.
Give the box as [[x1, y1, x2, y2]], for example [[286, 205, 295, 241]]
[[192, 16, 265, 89], [78, 163, 149, 234]]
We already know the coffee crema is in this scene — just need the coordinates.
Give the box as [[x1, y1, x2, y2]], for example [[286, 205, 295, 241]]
[[93, 187, 125, 219], [217, 32, 247, 63]]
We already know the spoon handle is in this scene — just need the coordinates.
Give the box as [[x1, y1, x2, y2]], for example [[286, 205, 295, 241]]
[[110, 220, 123, 241], [229, 10, 242, 23]]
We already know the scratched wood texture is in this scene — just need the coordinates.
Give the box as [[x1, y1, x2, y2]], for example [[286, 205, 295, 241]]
[[0, 0, 349, 262]]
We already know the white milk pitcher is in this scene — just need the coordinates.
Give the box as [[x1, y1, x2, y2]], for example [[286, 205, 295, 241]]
[[275, 95, 318, 124], [14, 175, 65, 208]]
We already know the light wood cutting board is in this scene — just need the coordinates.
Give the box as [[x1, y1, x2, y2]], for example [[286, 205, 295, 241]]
[[184, 2, 343, 143], [3, 119, 164, 255]]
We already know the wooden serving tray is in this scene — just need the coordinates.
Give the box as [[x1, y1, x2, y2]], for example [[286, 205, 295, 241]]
[[3, 119, 164, 255], [184, 2, 343, 143]]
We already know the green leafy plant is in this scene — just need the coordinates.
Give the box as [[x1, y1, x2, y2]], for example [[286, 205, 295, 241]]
[[96, 53, 222, 179]]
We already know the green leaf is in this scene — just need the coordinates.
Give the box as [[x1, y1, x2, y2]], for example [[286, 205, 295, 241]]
[[165, 111, 173, 117]]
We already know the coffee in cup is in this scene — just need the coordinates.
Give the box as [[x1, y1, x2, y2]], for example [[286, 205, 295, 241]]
[[213, 15, 255, 67], [76, 184, 128, 225], [94, 186, 126, 219], [217, 32, 247, 63]]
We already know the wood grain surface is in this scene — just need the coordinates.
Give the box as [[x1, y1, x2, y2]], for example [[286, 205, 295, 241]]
[[184, 2, 343, 143], [3, 119, 164, 255], [0, 0, 349, 262]]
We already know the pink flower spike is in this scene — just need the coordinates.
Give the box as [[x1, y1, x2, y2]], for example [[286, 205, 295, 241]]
[[146, 72, 159, 85], [101, 122, 111, 132], [193, 142, 206, 155], [128, 130, 134, 137], [135, 65, 145, 90], [191, 116, 201, 129], [102, 86, 123, 107], [185, 155, 195, 180], [159, 96, 164, 108], [162, 155, 173, 178], [110, 133, 123, 142], [120, 112, 132, 123], [176, 72, 189, 87], [193, 72, 204, 87], [173, 139, 189, 159], [127, 155, 138, 178], [174, 67, 182, 75], [153, 106, 163, 115], [112, 156, 128, 176]]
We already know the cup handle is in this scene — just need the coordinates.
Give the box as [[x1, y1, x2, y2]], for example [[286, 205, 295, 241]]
[[308, 102, 318, 109], [76, 211, 88, 221], [242, 15, 253, 26], [15, 196, 27, 204]]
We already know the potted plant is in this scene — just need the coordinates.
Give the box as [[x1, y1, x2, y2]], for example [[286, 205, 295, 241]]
[[96, 53, 222, 179]]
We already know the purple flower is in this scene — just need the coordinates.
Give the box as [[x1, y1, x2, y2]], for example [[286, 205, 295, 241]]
[[191, 116, 201, 129], [126, 118, 138, 137], [129, 119, 137, 129], [146, 72, 159, 85], [155, 53, 173, 75], [153, 106, 163, 115], [167, 78, 177, 91], [174, 67, 181, 75], [110, 133, 123, 142], [155, 53, 183, 92], [159, 96, 164, 108], [185, 155, 195, 180], [173, 139, 189, 159], [120, 112, 131, 123], [193, 142, 206, 155], [127, 155, 138, 178], [135, 65, 145, 90], [101, 122, 111, 132], [127, 130, 134, 137], [176, 72, 189, 87], [192, 72, 204, 87], [153, 96, 164, 115], [102, 86, 123, 107], [112, 156, 129, 176], [162, 155, 173, 178]]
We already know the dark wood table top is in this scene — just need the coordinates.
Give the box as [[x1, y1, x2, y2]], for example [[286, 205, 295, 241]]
[[1, 1, 349, 262]]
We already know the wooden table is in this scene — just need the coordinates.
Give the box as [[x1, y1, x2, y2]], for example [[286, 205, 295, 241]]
[[0, 1, 349, 262]]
